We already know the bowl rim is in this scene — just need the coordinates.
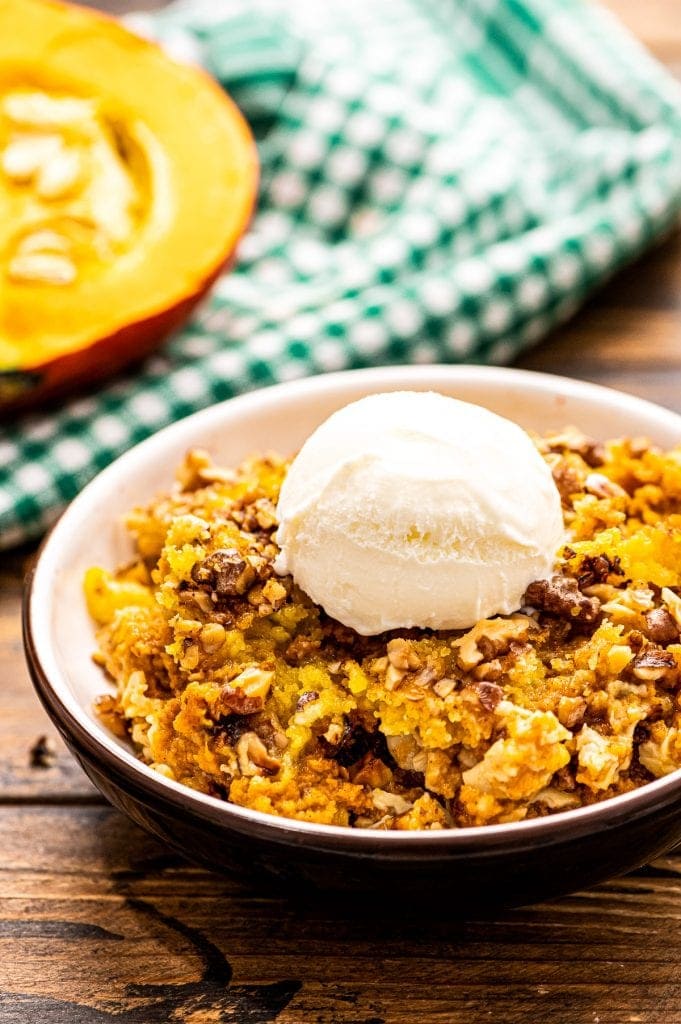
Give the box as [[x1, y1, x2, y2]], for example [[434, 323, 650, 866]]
[[24, 363, 681, 851]]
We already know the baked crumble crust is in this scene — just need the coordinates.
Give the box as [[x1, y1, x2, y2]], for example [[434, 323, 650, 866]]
[[85, 429, 681, 829]]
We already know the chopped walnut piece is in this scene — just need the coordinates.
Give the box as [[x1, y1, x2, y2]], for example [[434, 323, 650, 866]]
[[575, 725, 624, 790], [550, 458, 583, 502], [470, 679, 504, 711], [453, 616, 532, 670], [644, 608, 680, 646], [432, 678, 455, 698], [233, 665, 275, 701], [472, 659, 502, 682], [371, 789, 413, 816], [199, 622, 226, 653], [386, 734, 422, 771], [192, 549, 255, 597], [524, 575, 600, 624], [213, 666, 274, 716], [577, 553, 623, 588], [542, 426, 606, 467], [584, 473, 627, 499], [351, 753, 392, 788], [253, 498, 278, 530], [384, 663, 406, 691], [285, 634, 320, 664], [214, 685, 263, 717], [386, 638, 422, 671], [631, 646, 678, 683], [413, 666, 437, 688], [295, 690, 319, 711], [323, 722, 343, 745], [261, 578, 287, 610], [639, 724, 681, 777], [236, 732, 281, 776]]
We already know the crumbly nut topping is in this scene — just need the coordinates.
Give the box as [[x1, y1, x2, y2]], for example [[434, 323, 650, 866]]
[[88, 439, 681, 830], [523, 575, 600, 625]]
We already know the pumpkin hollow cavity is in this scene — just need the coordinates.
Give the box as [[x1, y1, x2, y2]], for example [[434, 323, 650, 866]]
[[1, 87, 149, 287]]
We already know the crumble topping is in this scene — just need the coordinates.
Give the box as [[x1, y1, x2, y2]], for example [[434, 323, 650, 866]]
[[84, 428, 681, 829]]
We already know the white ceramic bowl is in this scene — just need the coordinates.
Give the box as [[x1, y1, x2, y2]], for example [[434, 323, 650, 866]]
[[24, 365, 681, 907]]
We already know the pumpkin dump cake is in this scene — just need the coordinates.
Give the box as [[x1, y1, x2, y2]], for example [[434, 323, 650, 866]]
[[85, 394, 681, 830]]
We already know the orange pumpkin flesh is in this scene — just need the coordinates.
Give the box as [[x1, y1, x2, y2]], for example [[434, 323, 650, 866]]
[[0, 0, 258, 414]]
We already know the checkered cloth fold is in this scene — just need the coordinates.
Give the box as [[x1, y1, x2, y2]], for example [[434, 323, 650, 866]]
[[3, 0, 681, 548]]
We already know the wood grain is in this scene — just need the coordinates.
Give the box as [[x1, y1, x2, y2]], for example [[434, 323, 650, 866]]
[[3, 805, 681, 1024], [0, 547, 96, 800], [4, 0, 681, 1021]]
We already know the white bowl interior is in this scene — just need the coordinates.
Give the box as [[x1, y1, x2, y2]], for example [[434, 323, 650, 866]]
[[29, 365, 681, 833]]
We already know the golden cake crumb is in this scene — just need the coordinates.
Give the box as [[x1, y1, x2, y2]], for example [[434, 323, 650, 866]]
[[85, 430, 681, 829]]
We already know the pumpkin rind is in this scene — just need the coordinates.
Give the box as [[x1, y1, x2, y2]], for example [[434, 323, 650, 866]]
[[0, 0, 258, 414]]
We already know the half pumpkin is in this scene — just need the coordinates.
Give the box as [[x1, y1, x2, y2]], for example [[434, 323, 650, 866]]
[[0, 0, 258, 414]]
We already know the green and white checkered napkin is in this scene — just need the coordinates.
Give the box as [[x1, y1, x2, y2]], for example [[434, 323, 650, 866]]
[[3, 0, 681, 548]]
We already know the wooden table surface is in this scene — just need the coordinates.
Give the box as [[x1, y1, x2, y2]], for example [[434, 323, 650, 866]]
[[4, 2, 681, 1021]]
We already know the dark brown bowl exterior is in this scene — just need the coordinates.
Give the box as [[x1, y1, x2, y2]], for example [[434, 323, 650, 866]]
[[23, 567, 681, 909]]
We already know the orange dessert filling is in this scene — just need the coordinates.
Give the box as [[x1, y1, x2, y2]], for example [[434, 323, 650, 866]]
[[85, 430, 681, 829]]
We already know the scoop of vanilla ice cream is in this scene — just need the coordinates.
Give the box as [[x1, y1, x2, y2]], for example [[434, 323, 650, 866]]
[[274, 391, 564, 635]]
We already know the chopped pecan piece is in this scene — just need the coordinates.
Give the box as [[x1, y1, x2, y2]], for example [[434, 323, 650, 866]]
[[472, 659, 502, 682], [544, 427, 605, 467], [213, 666, 273, 717], [253, 497, 278, 530], [371, 789, 413, 816], [214, 684, 263, 717], [631, 646, 678, 683], [432, 678, 455, 698], [628, 629, 645, 652], [295, 690, 319, 711], [550, 459, 583, 502], [454, 616, 532, 670], [584, 473, 626, 499], [285, 634, 320, 664], [236, 732, 280, 776], [386, 637, 422, 671], [577, 553, 623, 589], [524, 575, 600, 624], [261, 578, 287, 610], [470, 679, 503, 711], [351, 753, 392, 789], [199, 622, 226, 653], [386, 734, 422, 771], [645, 608, 680, 646], [191, 549, 255, 597]]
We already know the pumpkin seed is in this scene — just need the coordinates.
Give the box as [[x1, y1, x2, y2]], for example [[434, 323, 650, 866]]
[[1, 134, 62, 181], [3, 90, 94, 127], [17, 230, 72, 255], [8, 252, 77, 285], [35, 146, 82, 199]]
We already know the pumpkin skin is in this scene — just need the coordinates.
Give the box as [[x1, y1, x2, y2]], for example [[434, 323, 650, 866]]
[[0, 0, 258, 415]]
